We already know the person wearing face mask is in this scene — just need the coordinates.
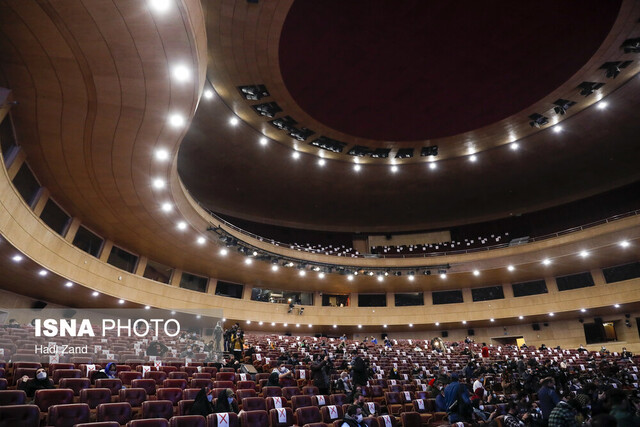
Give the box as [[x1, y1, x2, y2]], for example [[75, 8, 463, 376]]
[[188, 387, 215, 416], [340, 405, 364, 427], [213, 388, 239, 414], [94, 362, 118, 380], [272, 363, 293, 379], [353, 392, 374, 417], [17, 367, 54, 397], [435, 383, 447, 412]]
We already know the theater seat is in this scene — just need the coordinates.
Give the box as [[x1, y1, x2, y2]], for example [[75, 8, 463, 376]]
[[80, 388, 112, 409], [292, 394, 313, 410], [240, 409, 269, 427], [377, 414, 400, 427], [74, 423, 120, 427], [119, 372, 142, 386], [282, 387, 302, 401], [97, 402, 133, 424], [205, 412, 239, 427], [146, 371, 168, 385], [329, 394, 348, 407], [191, 379, 213, 389], [183, 388, 202, 400], [236, 380, 255, 390], [142, 400, 174, 420], [169, 415, 206, 427], [401, 411, 423, 427], [177, 399, 194, 416], [126, 419, 169, 427], [311, 395, 329, 407], [384, 392, 403, 416], [266, 396, 290, 411], [59, 378, 90, 396], [295, 406, 322, 425], [0, 404, 41, 427], [47, 403, 90, 427], [262, 386, 283, 398], [168, 372, 189, 381], [0, 389, 26, 405], [34, 388, 74, 412], [302, 386, 319, 396], [236, 389, 257, 400], [212, 380, 234, 390], [320, 405, 343, 423], [95, 379, 123, 396], [132, 379, 157, 396], [52, 369, 82, 385], [215, 372, 235, 382], [119, 388, 148, 408], [156, 388, 183, 405], [0, 378, 7, 390], [242, 396, 267, 411], [269, 407, 294, 426], [163, 379, 187, 390]]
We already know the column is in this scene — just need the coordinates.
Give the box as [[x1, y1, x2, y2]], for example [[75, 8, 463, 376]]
[[64, 218, 82, 242], [32, 188, 50, 216]]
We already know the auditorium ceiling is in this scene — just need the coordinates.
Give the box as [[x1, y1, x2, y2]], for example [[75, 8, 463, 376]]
[[179, 0, 640, 232]]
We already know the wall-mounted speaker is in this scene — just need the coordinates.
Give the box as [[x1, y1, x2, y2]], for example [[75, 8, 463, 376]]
[[284, 332, 292, 337], [441, 331, 448, 338], [532, 323, 541, 331], [467, 329, 475, 336]]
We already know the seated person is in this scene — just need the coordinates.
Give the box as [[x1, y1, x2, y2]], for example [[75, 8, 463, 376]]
[[340, 404, 364, 427], [189, 387, 215, 416], [388, 367, 400, 379], [214, 388, 239, 414], [93, 362, 117, 380], [272, 362, 293, 379], [17, 367, 54, 397], [147, 341, 169, 357], [266, 371, 281, 387], [353, 392, 374, 417]]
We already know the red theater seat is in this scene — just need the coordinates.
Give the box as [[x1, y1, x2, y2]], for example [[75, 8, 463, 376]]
[[262, 386, 283, 398], [157, 388, 183, 405], [80, 388, 112, 409], [183, 388, 202, 400], [177, 399, 194, 415], [384, 392, 403, 416], [269, 407, 294, 426], [401, 411, 423, 427], [132, 379, 157, 396], [52, 369, 82, 385], [266, 396, 290, 411], [146, 371, 168, 385], [59, 377, 90, 396], [0, 389, 26, 405], [215, 372, 236, 382], [328, 394, 348, 407], [142, 400, 174, 420], [320, 405, 343, 423], [242, 396, 267, 411], [48, 363, 75, 375], [377, 414, 400, 427], [13, 368, 37, 385], [240, 409, 269, 427], [295, 406, 322, 425], [191, 379, 214, 389], [169, 415, 206, 427], [119, 388, 148, 407], [212, 380, 234, 390], [74, 423, 120, 427], [235, 380, 255, 390], [292, 394, 313, 410], [282, 386, 302, 401], [168, 372, 189, 381], [236, 389, 257, 400], [47, 403, 90, 427], [126, 419, 169, 427], [311, 395, 329, 407], [97, 402, 133, 424], [34, 388, 74, 412], [193, 373, 212, 379], [206, 412, 238, 427], [0, 378, 6, 390], [95, 379, 123, 396], [302, 386, 319, 396], [0, 404, 41, 427], [119, 372, 142, 386]]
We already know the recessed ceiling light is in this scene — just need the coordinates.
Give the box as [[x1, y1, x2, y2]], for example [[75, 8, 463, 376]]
[[203, 89, 213, 99], [271, 265, 279, 272], [196, 315, 201, 319], [377, 275, 383, 282], [490, 318, 495, 322], [292, 151, 300, 159], [299, 270, 306, 277], [144, 305, 150, 310], [408, 275, 415, 281], [549, 312, 554, 316], [596, 101, 608, 110], [580, 308, 587, 313], [429, 162, 437, 170], [542, 258, 551, 265], [176, 221, 187, 230], [246, 320, 251, 324], [172, 65, 190, 82], [155, 149, 169, 161], [469, 155, 477, 162], [614, 304, 620, 308], [390, 165, 398, 173], [259, 321, 263, 325], [283, 323, 288, 327], [619, 240, 630, 248], [219, 248, 228, 256], [222, 318, 226, 321], [435, 322, 440, 326], [92, 291, 99, 297], [259, 137, 268, 146], [318, 272, 325, 279], [507, 265, 515, 271], [409, 323, 413, 327], [196, 236, 206, 245], [252, 251, 258, 256], [308, 324, 312, 328], [462, 320, 467, 324], [579, 250, 589, 258], [168, 114, 185, 127], [510, 142, 519, 150], [440, 273, 447, 279], [161, 202, 172, 212], [296, 324, 300, 327], [229, 117, 239, 126], [358, 325, 362, 329], [12, 255, 23, 262], [353, 164, 361, 172], [65, 281, 73, 288], [152, 178, 165, 189], [38, 270, 47, 277], [170, 311, 176, 315], [553, 125, 563, 133], [518, 315, 524, 320], [318, 159, 326, 166], [271, 322, 276, 326], [333, 325, 337, 328], [149, 0, 170, 12], [244, 258, 252, 265], [347, 274, 354, 281], [118, 299, 125, 304], [473, 270, 480, 276], [383, 324, 387, 328]]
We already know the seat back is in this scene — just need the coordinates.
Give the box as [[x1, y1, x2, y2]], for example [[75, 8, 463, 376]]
[[269, 407, 294, 426], [132, 379, 157, 396], [388, 384, 402, 393], [262, 386, 282, 397], [266, 396, 289, 411], [213, 380, 234, 390], [191, 378, 214, 389], [13, 368, 37, 385], [52, 369, 82, 385], [97, 402, 133, 424], [169, 415, 206, 427], [48, 363, 75, 375], [377, 414, 399, 427], [329, 393, 348, 406], [311, 395, 329, 407], [34, 388, 74, 412], [0, 389, 26, 405], [401, 411, 422, 427], [0, 404, 41, 427], [236, 380, 255, 390], [295, 406, 322, 425], [282, 386, 301, 400], [178, 399, 194, 415], [384, 392, 401, 405], [157, 387, 183, 405], [242, 396, 267, 411], [0, 378, 6, 390], [126, 419, 170, 427], [240, 409, 269, 427], [183, 388, 202, 400], [292, 394, 313, 410], [59, 377, 90, 396], [320, 405, 343, 423], [193, 373, 212, 379], [168, 372, 189, 380], [236, 389, 257, 400], [80, 388, 112, 409], [47, 403, 90, 427], [302, 386, 319, 395], [95, 379, 123, 395], [75, 423, 120, 427], [205, 412, 239, 427], [146, 371, 168, 385], [119, 388, 148, 407], [215, 372, 236, 382], [371, 385, 384, 397], [143, 400, 174, 420], [163, 379, 187, 389], [119, 371, 142, 386]]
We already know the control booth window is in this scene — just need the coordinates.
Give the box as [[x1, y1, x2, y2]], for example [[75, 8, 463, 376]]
[[512, 279, 548, 297], [12, 163, 41, 207], [395, 292, 424, 306], [215, 281, 244, 299], [251, 288, 314, 305], [0, 114, 17, 161], [143, 259, 174, 284], [322, 294, 350, 307], [39, 199, 71, 236], [432, 290, 464, 305], [358, 294, 386, 307], [72, 225, 104, 257], [180, 272, 209, 293], [107, 245, 138, 273]]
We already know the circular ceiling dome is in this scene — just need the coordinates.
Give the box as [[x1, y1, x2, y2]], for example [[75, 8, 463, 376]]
[[279, 0, 620, 141]]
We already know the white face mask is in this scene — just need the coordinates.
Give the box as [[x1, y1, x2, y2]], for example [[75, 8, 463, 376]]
[[479, 405, 484, 410], [356, 414, 363, 422], [207, 394, 213, 402], [36, 372, 47, 380], [227, 397, 234, 404]]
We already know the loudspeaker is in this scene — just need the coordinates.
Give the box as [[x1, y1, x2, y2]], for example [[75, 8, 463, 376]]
[[543, 323, 549, 327], [285, 332, 292, 337], [532, 323, 541, 331], [467, 329, 475, 336], [441, 331, 448, 338], [315, 333, 322, 338], [241, 364, 257, 374], [31, 301, 47, 310], [62, 309, 77, 318], [594, 317, 604, 326]]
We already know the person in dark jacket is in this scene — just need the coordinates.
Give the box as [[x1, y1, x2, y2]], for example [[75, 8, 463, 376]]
[[444, 373, 471, 423], [17, 367, 55, 397], [311, 354, 332, 395], [213, 388, 239, 414], [537, 377, 560, 422], [188, 387, 215, 416], [351, 352, 367, 387], [340, 405, 364, 427], [93, 362, 117, 380], [266, 371, 281, 387]]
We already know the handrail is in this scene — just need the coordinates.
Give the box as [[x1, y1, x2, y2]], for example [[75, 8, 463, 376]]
[[189, 188, 639, 259]]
